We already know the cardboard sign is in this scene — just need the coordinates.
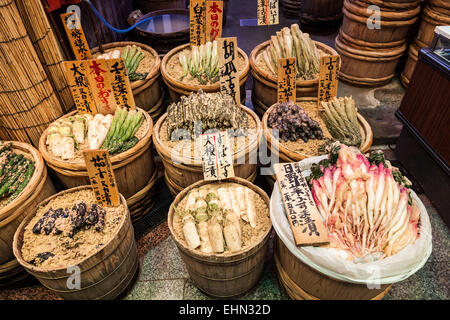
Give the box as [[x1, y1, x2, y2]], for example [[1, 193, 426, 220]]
[[190, 0, 206, 46], [60, 12, 92, 60], [257, 0, 279, 26], [218, 37, 240, 105], [201, 131, 235, 180], [206, 1, 223, 42], [274, 162, 329, 246], [105, 59, 136, 110], [63, 60, 97, 114], [85, 59, 117, 114], [83, 150, 120, 207], [277, 58, 297, 103], [318, 55, 340, 104]]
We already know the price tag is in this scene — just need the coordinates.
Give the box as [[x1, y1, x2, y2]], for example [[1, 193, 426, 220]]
[[274, 162, 329, 246], [83, 150, 120, 207], [277, 57, 297, 103], [104, 58, 136, 110], [206, 1, 223, 42], [60, 12, 92, 60], [63, 60, 97, 114], [190, 0, 206, 46], [218, 37, 240, 105], [201, 131, 235, 181], [85, 59, 117, 115], [257, 0, 279, 26], [318, 55, 340, 104]]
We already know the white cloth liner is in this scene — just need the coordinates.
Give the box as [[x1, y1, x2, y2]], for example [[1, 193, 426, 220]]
[[270, 155, 433, 285]]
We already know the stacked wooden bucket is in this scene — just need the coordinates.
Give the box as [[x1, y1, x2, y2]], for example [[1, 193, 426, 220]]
[[299, 0, 344, 25], [401, 0, 450, 87], [336, 0, 422, 87]]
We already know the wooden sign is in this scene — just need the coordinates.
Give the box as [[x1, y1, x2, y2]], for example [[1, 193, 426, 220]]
[[190, 0, 206, 46], [218, 37, 240, 105], [104, 58, 136, 110], [318, 55, 340, 104], [201, 131, 235, 180], [60, 12, 92, 60], [277, 58, 297, 103], [257, 0, 279, 26], [274, 162, 329, 246], [206, 1, 223, 42], [63, 60, 97, 114], [85, 59, 117, 114], [83, 150, 120, 207]]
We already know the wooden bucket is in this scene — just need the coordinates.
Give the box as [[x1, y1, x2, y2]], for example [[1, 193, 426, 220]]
[[38, 109, 156, 221], [161, 43, 249, 104], [275, 237, 392, 300], [153, 106, 262, 196], [168, 177, 272, 298], [400, 41, 420, 87], [429, 0, 450, 16], [13, 186, 138, 300], [280, 0, 301, 18], [335, 35, 406, 87], [341, 0, 420, 45], [127, 169, 159, 223], [0, 142, 56, 266], [416, 5, 450, 48], [358, 0, 420, 10], [91, 42, 163, 122], [261, 98, 373, 188], [250, 40, 340, 109], [0, 259, 30, 288], [298, 0, 344, 24]]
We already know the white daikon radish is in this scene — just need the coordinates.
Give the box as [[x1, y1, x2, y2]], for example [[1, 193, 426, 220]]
[[207, 218, 224, 253], [182, 215, 201, 249], [88, 114, 104, 149], [244, 188, 257, 228], [198, 221, 213, 253], [111, 50, 121, 59], [185, 191, 199, 211], [60, 136, 75, 160], [224, 222, 241, 252]]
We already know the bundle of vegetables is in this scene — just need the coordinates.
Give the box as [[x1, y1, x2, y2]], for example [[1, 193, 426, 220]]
[[267, 102, 323, 142], [308, 143, 420, 260], [46, 114, 93, 160], [176, 184, 257, 253], [178, 41, 219, 84], [97, 45, 148, 81], [0, 143, 35, 204], [102, 107, 145, 154], [262, 24, 321, 80], [320, 97, 362, 148]]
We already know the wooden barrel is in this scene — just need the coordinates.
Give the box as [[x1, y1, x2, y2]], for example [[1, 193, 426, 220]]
[[153, 106, 262, 196], [161, 43, 249, 104], [261, 98, 373, 188], [429, 0, 450, 16], [168, 177, 272, 298], [341, 0, 420, 46], [13, 186, 138, 300], [0, 142, 56, 267], [400, 41, 420, 87], [250, 40, 339, 110], [280, 0, 301, 18], [416, 5, 450, 48], [358, 0, 420, 10], [91, 42, 163, 122], [298, 0, 344, 24], [275, 237, 392, 300], [38, 109, 156, 222], [335, 35, 406, 86], [0, 259, 30, 288]]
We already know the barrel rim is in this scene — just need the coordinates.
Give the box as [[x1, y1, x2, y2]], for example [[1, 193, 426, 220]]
[[335, 36, 406, 60], [167, 176, 273, 261], [344, 0, 421, 21], [161, 43, 250, 92], [13, 185, 130, 274]]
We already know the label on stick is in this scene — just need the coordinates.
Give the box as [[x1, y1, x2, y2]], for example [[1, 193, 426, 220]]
[[257, 0, 279, 26], [60, 12, 92, 60], [190, 0, 206, 46], [274, 162, 329, 246], [104, 58, 136, 110], [85, 59, 117, 115], [63, 60, 97, 115], [83, 150, 120, 207], [318, 55, 340, 104], [277, 57, 296, 103], [218, 37, 240, 105], [206, 1, 223, 42], [201, 131, 235, 181]]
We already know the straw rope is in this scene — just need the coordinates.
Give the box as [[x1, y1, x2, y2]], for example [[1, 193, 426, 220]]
[[15, 0, 73, 113], [0, 0, 63, 146]]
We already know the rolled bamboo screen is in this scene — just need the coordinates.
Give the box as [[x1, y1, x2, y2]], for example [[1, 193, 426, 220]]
[[0, 0, 64, 146], [15, 0, 73, 113]]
